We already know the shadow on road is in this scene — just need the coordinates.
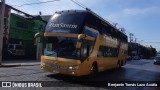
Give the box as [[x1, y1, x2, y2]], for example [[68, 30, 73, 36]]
[[46, 68, 129, 87], [46, 67, 160, 87]]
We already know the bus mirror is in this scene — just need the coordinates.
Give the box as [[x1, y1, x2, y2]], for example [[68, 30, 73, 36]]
[[34, 38, 38, 46], [76, 42, 82, 49], [78, 34, 86, 41], [34, 33, 41, 45], [77, 34, 86, 48], [34, 33, 40, 38], [34, 32, 44, 38]]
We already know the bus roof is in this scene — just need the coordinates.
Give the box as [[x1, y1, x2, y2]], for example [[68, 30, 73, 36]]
[[54, 10, 127, 38]]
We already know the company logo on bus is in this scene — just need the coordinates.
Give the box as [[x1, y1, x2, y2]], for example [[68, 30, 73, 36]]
[[49, 23, 78, 29]]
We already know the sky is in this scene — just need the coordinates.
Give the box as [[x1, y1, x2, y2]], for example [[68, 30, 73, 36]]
[[5, 0, 160, 51]]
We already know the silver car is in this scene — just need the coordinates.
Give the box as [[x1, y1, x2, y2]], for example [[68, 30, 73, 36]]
[[154, 56, 160, 65]]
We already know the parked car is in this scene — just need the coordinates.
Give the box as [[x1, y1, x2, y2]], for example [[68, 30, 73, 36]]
[[133, 56, 140, 60], [7, 44, 25, 57], [154, 56, 160, 65]]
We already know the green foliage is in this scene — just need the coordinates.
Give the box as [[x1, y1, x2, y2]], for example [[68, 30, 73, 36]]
[[128, 43, 157, 59]]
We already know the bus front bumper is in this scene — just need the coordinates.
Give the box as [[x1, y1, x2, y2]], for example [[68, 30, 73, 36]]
[[41, 62, 81, 76]]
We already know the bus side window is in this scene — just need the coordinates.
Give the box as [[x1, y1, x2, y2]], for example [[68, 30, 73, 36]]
[[83, 26, 99, 38], [97, 46, 104, 57], [86, 41, 94, 56], [98, 46, 109, 57], [98, 46, 119, 57]]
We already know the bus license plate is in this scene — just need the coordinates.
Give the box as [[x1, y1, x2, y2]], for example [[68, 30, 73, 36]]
[[53, 70, 59, 73]]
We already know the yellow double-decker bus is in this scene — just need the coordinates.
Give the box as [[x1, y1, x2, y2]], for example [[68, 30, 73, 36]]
[[38, 10, 128, 76]]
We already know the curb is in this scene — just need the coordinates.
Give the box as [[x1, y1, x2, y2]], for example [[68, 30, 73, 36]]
[[0, 64, 21, 67], [0, 63, 40, 67], [20, 64, 40, 66]]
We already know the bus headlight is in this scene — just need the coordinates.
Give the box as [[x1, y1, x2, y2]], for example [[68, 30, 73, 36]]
[[68, 65, 79, 70]]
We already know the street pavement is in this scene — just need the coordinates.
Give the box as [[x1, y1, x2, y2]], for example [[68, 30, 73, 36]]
[[126, 59, 160, 73], [0, 59, 160, 90]]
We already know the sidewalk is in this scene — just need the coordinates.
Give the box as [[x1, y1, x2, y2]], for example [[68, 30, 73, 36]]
[[0, 60, 40, 67]]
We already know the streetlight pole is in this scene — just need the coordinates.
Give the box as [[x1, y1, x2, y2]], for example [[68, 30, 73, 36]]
[[0, 0, 5, 64]]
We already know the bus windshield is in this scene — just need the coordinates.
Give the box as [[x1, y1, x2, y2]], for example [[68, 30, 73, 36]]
[[43, 36, 79, 60], [45, 12, 86, 34]]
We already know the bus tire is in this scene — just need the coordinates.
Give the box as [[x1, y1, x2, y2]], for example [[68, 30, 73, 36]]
[[118, 60, 121, 68], [90, 62, 98, 77], [124, 60, 126, 64], [121, 60, 123, 66]]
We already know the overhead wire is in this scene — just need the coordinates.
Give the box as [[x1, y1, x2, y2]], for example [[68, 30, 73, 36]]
[[11, 0, 60, 7], [19, 0, 39, 14], [29, 0, 58, 15], [10, 0, 56, 15], [70, 0, 86, 9]]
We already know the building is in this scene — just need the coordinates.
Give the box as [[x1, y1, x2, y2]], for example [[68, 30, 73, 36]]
[[1, 3, 51, 60], [0, 3, 11, 45]]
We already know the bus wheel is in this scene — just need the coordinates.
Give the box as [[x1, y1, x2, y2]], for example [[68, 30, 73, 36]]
[[118, 60, 121, 68], [121, 60, 123, 66], [124, 60, 126, 64], [90, 63, 98, 77]]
